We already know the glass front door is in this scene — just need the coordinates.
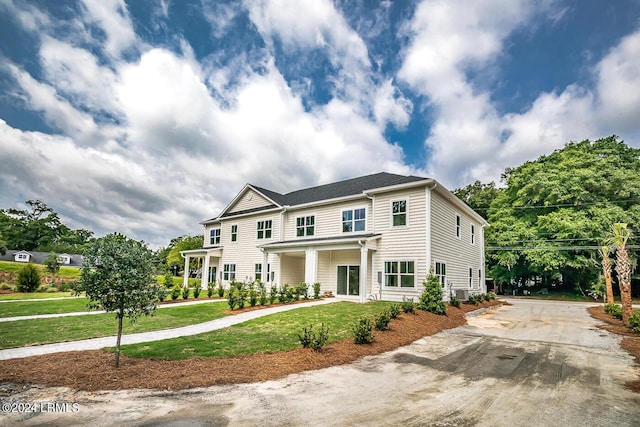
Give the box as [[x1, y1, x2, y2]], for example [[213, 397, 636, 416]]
[[337, 266, 360, 296]]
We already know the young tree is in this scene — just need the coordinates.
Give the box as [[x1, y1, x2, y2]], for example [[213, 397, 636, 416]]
[[417, 271, 447, 315], [44, 252, 61, 284], [609, 223, 634, 323], [78, 233, 162, 367], [599, 246, 614, 304]]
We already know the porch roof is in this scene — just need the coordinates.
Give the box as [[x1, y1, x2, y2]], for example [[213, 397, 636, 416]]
[[180, 247, 223, 258], [259, 233, 381, 252]]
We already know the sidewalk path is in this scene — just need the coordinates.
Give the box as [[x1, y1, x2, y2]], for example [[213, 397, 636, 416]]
[[0, 299, 339, 360], [0, 299, 225, 322]]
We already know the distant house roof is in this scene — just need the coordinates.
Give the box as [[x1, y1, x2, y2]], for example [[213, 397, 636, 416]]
[[0, 250, 83, 267]]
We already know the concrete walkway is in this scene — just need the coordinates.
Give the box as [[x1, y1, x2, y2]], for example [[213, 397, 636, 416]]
[[0, 299, 339, 360], [0, 299, 226, 322]]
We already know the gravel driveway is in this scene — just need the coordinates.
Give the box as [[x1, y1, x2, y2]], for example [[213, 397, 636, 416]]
[[2, 299, 639, 426]]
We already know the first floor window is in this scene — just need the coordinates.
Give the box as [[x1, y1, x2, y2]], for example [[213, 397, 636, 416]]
[[255, 263, 262, 281], [223, 264, 236, 281], [296, 215, 315, 237], [342, 208, 366, 232], [385, 261, 415, 288], [435, 262, 446, 287], [210, 228, 221, 245], [231, 225, 238, 242], [392, 200, 407, 227], [257, 220, 272, 239]]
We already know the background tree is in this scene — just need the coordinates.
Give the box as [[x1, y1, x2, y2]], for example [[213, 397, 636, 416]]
[[77, 233, 162, 368], [16, 264, 41, 292], [453, 180, 502, 220], [43, 252, 61, 284], [610, 223, 634, 323], [0, 235, 6, 255], [165, 235, 203, 273], [599, 246, 614, 304]]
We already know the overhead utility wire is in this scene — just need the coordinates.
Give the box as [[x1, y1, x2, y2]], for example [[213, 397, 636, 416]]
[[470, 199, 640, 211]]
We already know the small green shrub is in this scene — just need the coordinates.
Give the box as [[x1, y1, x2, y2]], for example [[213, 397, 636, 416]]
[[16, 264, 41, 292], [401, 296, 416, 314], [258, 281, 268, 306], [605, 303, 623, 320], [482, 293, 492, 302], [297, 323, 330, 350], [278, 284, 289, 304], [58, 282, 71, 292], [353, 317, 375, 344], [207, 282, 215, 298], [628, 310, 640, 333], [171, 284, 181, 300], [182, 286, 190, 299], [217, 281, 225, 298], [193, 285, 201, 299], [164, 271, 174, 288], [249, 282, 258, 307], [0, 283, 12, 290], [297, 282, 309, 300], [486, 292, 496, 300], [417, 273, 446, 315], [157, 286, 167, 302], [286, 285, 296, 302], [449, 295, 461, 308], [467, 294, 482, 305], [374, 310, 392, 331], [269, 285, 278, 304], [37, 285, 49, 293], [227, 286, 236, 310], [389, 303, 401, 319], [313, 282, 321, 299]]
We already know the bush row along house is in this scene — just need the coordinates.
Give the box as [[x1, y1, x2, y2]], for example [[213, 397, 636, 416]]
[[181, 172, 487, 302]]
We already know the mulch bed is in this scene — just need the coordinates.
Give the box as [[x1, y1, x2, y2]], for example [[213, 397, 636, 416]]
[[0, 301, 500, 391], [587, 306, 640, 393]]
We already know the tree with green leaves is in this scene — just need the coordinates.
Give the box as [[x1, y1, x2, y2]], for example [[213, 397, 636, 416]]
[[417, 271, 447, 315], [165, 234, 203, 272], [0, 235, 6, 255], [77, 233, 162, 367], [453, 180, 502, 220], [44, 252, 61, 284], [609, 223, 634, 323]]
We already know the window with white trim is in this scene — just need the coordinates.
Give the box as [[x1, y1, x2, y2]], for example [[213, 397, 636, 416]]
[[385, 261, 415, 288], [342, 208, 366, 232], [257, 220, 272, 239], [471, 224, 475, 244], [478, 269, 482, 288], [469, 268, 473, 289], [223, 264, 236, 281], [455, 214, 461, 238], [435, 262, 446, 287], [392, 200, 407, 227], [231, 225, 238, 242], [296, 215, 315, 237], [255, 263, 262, 281], [210, 228, 221, 245], [17, 253, 28, 260]]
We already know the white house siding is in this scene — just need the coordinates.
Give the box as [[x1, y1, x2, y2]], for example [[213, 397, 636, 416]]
[[430, 191, 485, 297], [283, 199, 373, 240], [371, 187, 428, 301], [228, 188, 274, 214], [279, 254, 305, 285]]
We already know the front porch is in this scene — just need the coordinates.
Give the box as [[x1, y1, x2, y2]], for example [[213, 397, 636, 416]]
[[180, 247, 223, 290]]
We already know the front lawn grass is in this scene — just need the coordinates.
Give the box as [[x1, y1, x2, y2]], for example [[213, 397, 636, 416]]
[[0, 292, 75, 301], [0, 302, 229, 349], [0, 297, 90, 317], [122, 301, 393, 359]]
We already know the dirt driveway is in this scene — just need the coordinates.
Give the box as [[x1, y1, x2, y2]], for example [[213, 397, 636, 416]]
[[2, 299, 639, 426]]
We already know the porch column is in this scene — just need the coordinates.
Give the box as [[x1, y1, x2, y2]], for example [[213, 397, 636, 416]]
[[359, 245, 368, 303], [183, 255, 190, 288], [304, 248, 318, 286], [201, 254, 210, 290], [262, 251, 269, 285]]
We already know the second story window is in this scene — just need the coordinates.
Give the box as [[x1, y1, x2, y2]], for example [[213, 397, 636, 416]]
[[471, 224, 475, 244], [342, 208, 366, 233], [455, 214, 461, 238], [296, 216, 315, 237], [231, 225, 238, 242], [210, 228, 221, 245], [257, 220, 272, 239], [392, 200, 407, 226]]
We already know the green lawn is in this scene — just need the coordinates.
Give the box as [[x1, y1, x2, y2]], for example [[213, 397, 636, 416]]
[[0, 301, 229, 349], [121, 301, 394, 360], [0, 260, 81, 278], [0, 292, 75, 301], [0, 297, 90, 317]]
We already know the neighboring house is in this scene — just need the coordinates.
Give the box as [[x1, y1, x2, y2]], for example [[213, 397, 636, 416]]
[[0, 250, 83, 267], [181, 172, 487, 302]]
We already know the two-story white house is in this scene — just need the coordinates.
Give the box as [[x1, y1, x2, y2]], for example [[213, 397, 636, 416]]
[[181, 172, 487, 302]]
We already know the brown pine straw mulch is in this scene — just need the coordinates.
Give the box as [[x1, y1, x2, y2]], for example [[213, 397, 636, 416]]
[[587, 306, 640, 393], [0, 301, 501, 392]]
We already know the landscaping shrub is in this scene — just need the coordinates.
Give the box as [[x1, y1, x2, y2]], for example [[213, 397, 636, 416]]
[[417, 273, 446, 315], [374, 310, 392, 331], [297, 323, 329, 350], [486, 292, 496, 300], [628, 310, 640, 333], [157, 286, 167, 302], [313, 282, 321, 299], [401, 296, 416, 314], [286, 284, 296, 303], [182, 286, 190, 299], [207, 282, 215, 298], [37, 285, 49, 293], [227, 287, 236, 310], [249, 282, 258, 307], [1, 283, 12, 291], [467, 294, 482, 305], [171, 284, 181, 300], [193, 285, 201, 299], [58, 282, 71, 292], [353, 317, 375, 344], [389, 303, 401, 319], [16, 264, 41, 292], [605, 303, 623, 320], [449, 295, 461, 308], [269, 285, 278, 304], [164, 271, 174, 288], [278, 284, 289, 304], [258, 281, 267, 306], [297, 282, 309, 300], [234, 281, 247, 309], [217, 281, 225, 298]]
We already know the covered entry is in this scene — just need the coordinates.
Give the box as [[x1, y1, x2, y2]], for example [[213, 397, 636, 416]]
[[337, 265, 360, 296]]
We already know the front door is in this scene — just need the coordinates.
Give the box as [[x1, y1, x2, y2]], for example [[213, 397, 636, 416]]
[[209, 266, 217, 284], [337, 266, 360, 296]]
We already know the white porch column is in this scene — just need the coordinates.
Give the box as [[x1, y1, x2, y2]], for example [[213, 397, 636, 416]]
[[304, 248, 318, 286], [359, 245, 368, 303], [183, 255, 190, 288], [201, 254, 210, 290]]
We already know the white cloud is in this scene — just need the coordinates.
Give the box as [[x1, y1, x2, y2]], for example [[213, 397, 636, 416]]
[[79, 0, 137, 58]]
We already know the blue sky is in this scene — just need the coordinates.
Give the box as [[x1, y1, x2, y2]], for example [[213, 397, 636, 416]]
[[1, 0, 639, 248]]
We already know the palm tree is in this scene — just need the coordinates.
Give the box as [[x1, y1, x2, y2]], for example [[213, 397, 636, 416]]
[[609, 223, 633, 323], [599, 246, 614, 304]]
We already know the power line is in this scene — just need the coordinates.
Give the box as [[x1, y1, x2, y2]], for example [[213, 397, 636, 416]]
[[470, 199, 640, 211], [486, 245, 640, 251]]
